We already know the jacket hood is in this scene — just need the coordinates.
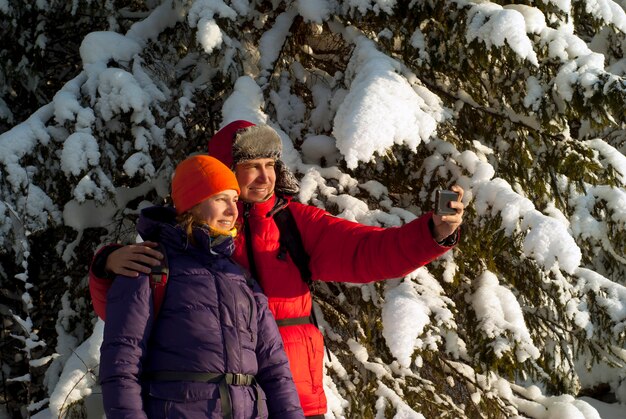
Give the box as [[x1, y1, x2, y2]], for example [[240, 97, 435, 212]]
[[137, 206, 235, 257], [207, 120, 256, 168]]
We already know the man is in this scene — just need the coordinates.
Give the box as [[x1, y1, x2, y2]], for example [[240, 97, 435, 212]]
[[89, 120, 465, 418]]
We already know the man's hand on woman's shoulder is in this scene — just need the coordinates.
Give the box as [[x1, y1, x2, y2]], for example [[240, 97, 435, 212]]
[[105, 241, 163, 277]]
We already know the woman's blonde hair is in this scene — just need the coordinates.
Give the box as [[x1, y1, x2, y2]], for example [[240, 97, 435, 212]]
[[176, 211, 238, 246], [176, 211, 203, 246]]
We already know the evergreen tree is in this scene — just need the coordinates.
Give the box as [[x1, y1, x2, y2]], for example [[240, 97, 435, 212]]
[[0, 0, 624, 417]]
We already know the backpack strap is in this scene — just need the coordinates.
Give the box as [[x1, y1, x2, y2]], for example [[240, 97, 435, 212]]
[[149, 243, 169, 318], [273, 207, 312, 287], [273, 206, 332, 360], [242, 202, 261, 282]]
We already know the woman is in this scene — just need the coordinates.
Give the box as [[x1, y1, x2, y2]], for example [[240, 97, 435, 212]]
[[99, 155, 304, 419]]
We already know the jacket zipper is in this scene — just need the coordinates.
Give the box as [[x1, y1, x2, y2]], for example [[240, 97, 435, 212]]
[[245, 290, 255, 342]]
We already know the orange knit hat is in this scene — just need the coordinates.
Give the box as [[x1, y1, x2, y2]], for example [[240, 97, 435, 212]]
[[171, 154, 240, 214]]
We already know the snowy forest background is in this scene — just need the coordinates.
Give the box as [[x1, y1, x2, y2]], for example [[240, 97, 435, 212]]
[[1, 0, 625, 418]]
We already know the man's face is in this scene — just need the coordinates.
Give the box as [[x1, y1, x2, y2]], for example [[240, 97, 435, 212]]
[[234, 158, 276, 203]]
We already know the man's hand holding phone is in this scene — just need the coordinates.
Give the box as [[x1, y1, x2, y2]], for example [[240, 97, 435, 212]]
[[432, 185, 465, 243], [435, 189, 460, 216]]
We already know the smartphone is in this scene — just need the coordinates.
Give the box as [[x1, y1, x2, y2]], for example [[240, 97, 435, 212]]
[[435, 189, 459, 215]]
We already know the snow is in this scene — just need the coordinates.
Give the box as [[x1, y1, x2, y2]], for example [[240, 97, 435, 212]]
[[0, 105, 53, 190], [381, 280, 431, 368], [584, 0, 626, 32], [60, 132, 101, 177], [382, 268, 456, 368], [221, 75, 269, 125], [471, 271, 540, 362], [301, 135, 341, 166], [187, 0, 238, 54], [125, 0, 186, 44], [2, 1, 626, 418], [504, 4, 547, 34], [52, 75, 93, 126], [45, 321, 105, 418], [466, 3, 539, 66], [297, 0, 331, 23], [333, 34, 440, 169], [581, 397, 626, 419], [585, 138, 626, 184], [96, 68, 153, 123], [258, 10, 298, 73], [79, 32, 142, 65], [524, 75, 545, 110]]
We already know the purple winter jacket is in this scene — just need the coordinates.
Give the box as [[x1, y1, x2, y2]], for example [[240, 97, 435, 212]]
[[99, 206, 304, 419]]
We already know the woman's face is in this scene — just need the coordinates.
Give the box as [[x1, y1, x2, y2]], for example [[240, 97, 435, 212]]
[[190, 189, 239, 230]]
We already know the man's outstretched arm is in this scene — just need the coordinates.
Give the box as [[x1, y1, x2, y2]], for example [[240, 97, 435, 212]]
[[292, 185, 465, 284]]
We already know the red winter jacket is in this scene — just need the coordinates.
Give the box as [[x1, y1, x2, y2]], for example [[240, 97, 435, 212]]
[[234, 194, 453, 415], [89, 120, 457, 416]]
